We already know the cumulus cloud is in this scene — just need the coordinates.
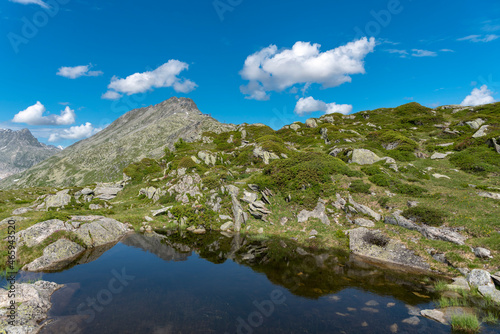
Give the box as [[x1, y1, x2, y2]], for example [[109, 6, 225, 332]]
[[294, 97, 352, 116], [9, 0, 48, 8], [411, 49, 437, 57], [457, 35, 499, 43], [461, 85, 496, 106], [239, 37, 376, 101], [102, 60, 197, 100], [13, 102, 75, 126], [48, 122, 102, 142], [57, 64, 103, 79]]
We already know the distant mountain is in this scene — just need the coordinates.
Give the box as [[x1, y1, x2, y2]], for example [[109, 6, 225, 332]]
[[0, 128, 61, 180], [0, 97, 234, 188]]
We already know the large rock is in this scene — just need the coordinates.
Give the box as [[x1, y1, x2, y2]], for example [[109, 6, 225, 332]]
[[487, 137, 500, 154], [44, 189, 71, 209], [290, 123, 301, 131], [74, 217, 130, 248], [430, 152, 453, 159], [23, 239, 85, 271], [467, 269, 494, 287], [94, 183, 123, 200], [353, 218, 375, 227], [139, 186, 166, 202], [465, 118, 485, 130], [349, 227, 430, 270], [305, 118, 318, 128], [349, 149, 381, 165], [472, 125, 489, 138], [478, 285, 500, 304], [420, 309, 447, 324], [0, 280, 62, 332], [15, 219, 74, 248], [298, 199, 330, 225]]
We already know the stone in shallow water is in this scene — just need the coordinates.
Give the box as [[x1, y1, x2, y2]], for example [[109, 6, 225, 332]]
[[420, 309, 447, 324], [361, 307, 379, 313], [446, 276, 470, 291], [365, 300, 379, 306], [402, 316, 420, 325], [390, 323, 398, 333], [23, 239, 85, 271]]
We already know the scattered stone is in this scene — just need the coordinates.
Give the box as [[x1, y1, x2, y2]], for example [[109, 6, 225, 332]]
[[219, 215, 232, 221], [467, 269, 494, 287], [402, 316, 420, 326], [253, 146, 280, 165], [389, 323, 398, 333], [309, 229, 318, 236], [241, 190, 258, 204], [89, 204, 102, 210], [432, 173, 450, 179], [420, 309, 447, 324], [23, 239, 85, 271], [361, 322, 368, 327], [280, 217, 288, 226], [478, 191, 500, 200], [151, 206, 173, 217], [193, 227, 206, 235], [43, 189, 71, 210], [474, 247, 492, 259], [257, 228, 264, 234], [197, 151, 217, 166], [365, 300, 379, 306], [407, 201, 419, 208], [430, 152, 453, 160], [353, 218, 375, 227], [387, 303, 396, 307], [349, 149, 382, 165], [290, 123, 301, 131], [81, 187, 94, 195], [298, 199, 330, 225], [94, 183, 123, 201]]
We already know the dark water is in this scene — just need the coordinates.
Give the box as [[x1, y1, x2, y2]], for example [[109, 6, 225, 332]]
[[10, 231, 488, 333]]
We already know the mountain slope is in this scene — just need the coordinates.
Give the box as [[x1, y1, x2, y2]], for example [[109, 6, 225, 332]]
[[0, 97, 234, 188], [0, 128, 60, 179]]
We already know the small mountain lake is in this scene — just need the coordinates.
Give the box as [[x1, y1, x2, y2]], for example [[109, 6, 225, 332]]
[[7, 231, 500, 333]]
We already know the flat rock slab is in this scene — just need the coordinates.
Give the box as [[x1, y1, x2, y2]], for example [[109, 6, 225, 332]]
[[478, 191, 500, 200], [420, 309, 447, 324], [23, 239, 85, 272], [349, 227, 430, 270], [478, 285, 500, 304]]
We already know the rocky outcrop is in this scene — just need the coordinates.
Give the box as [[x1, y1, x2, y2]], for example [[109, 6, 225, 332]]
[[305, 118, 318, 128], [94, 183, 124, 200], [0, 280, 62, 333], [465, 118, 485, 130], [197, 151, 217, 166], [167, 171, 202, 204], [139, 186, 166, 202], [472, 125, 489, 138], [23, 239, 85, 271], [40, 189, 71, 210], [384, 211, 467, 245], [349, 227, 430, 270], [15, 216, 131, 271], [487, 137, 500, 154], [478, 191, 500, 200], [430, 152, 453, 159], [353, 218, 375, 227], [253, 146, 280, 165], [349, 149, 381, 165], [298, 199, 330, 225], [466, 269, 494, 287], [290, 123, 301, 131], [227, 185, 247, 232]]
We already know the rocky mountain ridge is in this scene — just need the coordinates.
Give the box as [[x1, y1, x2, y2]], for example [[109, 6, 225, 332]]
[[0, 128, 60, 179]]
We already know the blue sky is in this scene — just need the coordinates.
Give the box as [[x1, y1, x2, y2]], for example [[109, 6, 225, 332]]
[[1, 0, 499, 147]]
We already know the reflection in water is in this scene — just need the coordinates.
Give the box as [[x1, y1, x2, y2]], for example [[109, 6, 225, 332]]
[[38, 231, 455, 333]]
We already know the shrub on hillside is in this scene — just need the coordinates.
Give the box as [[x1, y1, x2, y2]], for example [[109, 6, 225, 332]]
[[123, 158, 162, 182], [402, 206, 447, 226], [450, 146, 500, 174], [349, 180, 371, 194]]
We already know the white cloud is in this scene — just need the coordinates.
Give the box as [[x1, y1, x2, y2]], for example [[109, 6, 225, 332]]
[[13, 102, 75, 126], [48, 122, 102, 142], [240, 37, 376, 101], [101, 90, 122, 100], [103, 60, 197, 99], [57, 64, 103, 79], [461, 85, 496, 106], [411, 49, 437, 57], [294, 97, 352, 116], [457, 34, 499, 43], [386, 49, 408, 55], [440, 49, 455, 52], [9, 0, 48, 8]]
